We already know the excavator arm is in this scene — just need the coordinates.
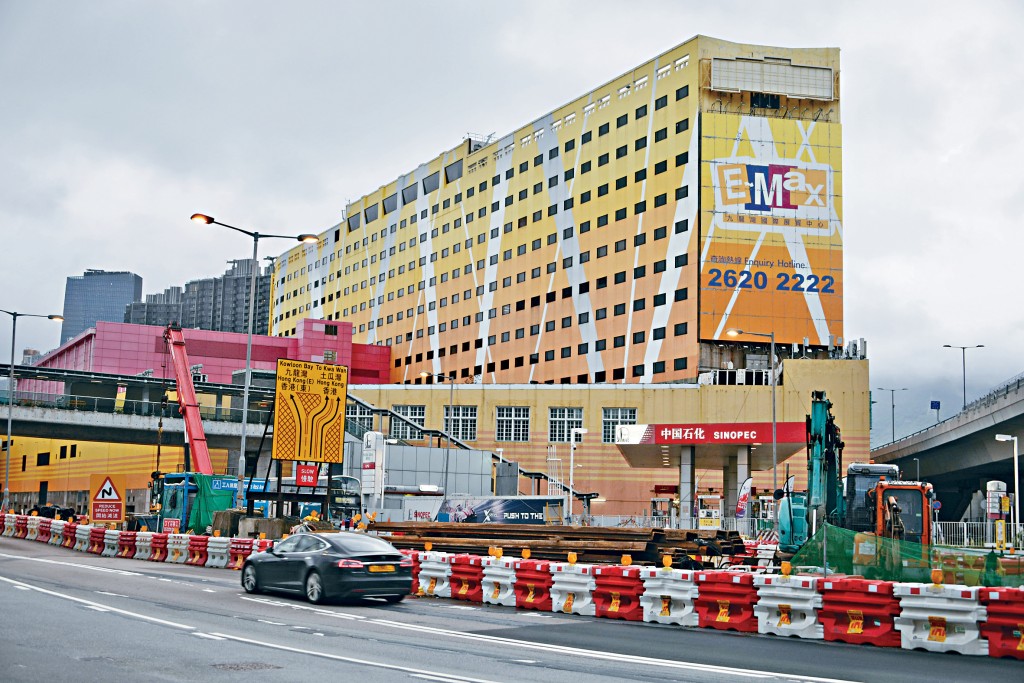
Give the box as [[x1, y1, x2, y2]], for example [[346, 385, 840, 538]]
[[162, 325, 214, 475]]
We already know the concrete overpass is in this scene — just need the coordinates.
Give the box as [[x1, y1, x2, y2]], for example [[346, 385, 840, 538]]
[[871, 371, 1024, 520]]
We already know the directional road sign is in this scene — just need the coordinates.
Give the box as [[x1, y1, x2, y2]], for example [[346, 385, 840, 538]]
[[272, 359, 348, 463]]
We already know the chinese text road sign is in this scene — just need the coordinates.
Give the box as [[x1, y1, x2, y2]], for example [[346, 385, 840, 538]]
[[272, 359, 348, 463], [90, 474, 126, 523]]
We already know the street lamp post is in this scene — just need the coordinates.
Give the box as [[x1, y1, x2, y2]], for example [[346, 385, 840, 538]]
[[877, 387, 908, 443], [943, 344, 984, 411], [420, 372, 455, 494], [912, 457, 920, 482], [2, 309, 63, 513], [726, 328, 776, 533], [568, 427, 588, 524], [996, 434, 1019, 537], [191, 214, 317, 498]]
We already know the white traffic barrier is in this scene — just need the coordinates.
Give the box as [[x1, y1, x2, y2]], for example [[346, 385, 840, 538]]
[[74, 525, 92, 552], [639, 567, 699, 626], [481, 557, 517, 607], [894, 583, 988, 656], [550, 562, 597, 616], [101, 529, 120, 557], [26, 516, 41, 541], [417, 551, 452, 598], [49, 519, 66, 546], [754, 574, 823, 639], [205, 536, 230, 568], [3, 514, 17, 537], [134, 531, 154, 561], [166, 534, 190, 564]]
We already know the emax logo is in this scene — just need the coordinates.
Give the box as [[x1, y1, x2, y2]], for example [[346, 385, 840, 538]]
[[717, 163, 827, 212]]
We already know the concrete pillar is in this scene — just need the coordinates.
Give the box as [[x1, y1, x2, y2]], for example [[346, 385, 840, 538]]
[[723, 458, 737, 514], [678, 445, 695, 529], [724, 446, 751, 517]]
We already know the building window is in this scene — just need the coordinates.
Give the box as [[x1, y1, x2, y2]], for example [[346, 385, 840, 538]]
[[447, 405, 478, 441], [390, 404, 425, 440], [549, 407, 584, 442], [602, 407, 637, 443], [655, 95, 667, 110], [674, 322, 689, 336], [497, 406, 530, 442], [676, 85, 689, 100], [674, 357, 688, 371], [348, 403, 374, 434]]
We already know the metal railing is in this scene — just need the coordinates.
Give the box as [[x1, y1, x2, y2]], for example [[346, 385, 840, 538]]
[[934, 521, 1023, 548]]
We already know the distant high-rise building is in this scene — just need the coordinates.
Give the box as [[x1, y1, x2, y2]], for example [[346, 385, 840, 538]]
[[61, 269, 142, 343], [177, 260, 271, 334], [124, 286, 184, 327]]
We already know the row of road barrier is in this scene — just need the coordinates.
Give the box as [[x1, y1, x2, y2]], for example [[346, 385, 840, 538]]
[[407, 547, 1024, 660], [2, 513, 1023, 660]]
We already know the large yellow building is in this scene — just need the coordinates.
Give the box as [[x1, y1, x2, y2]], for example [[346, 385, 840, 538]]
[[267, 35, 854, 515]]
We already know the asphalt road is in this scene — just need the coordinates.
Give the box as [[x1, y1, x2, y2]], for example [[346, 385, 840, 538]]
[[0, 537, 1019, 682]]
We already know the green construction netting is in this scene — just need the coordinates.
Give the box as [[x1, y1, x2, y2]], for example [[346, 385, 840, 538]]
[[789, 523, 1024, 587], [186, 474, 235, 534]]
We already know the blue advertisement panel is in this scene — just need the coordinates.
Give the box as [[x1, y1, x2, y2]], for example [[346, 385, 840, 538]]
[[437, 497, 563, 524]]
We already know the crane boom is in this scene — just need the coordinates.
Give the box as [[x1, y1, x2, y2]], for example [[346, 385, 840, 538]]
[[163, 325, 214, 475]]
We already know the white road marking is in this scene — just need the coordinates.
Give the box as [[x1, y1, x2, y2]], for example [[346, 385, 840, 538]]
[[87, 605, 110, 612], [207, 631, 499, 683], [0, 552, 141, 576], [410, 675, 473, 683], [258, 619, 286, 625], [193, 633, 226, 640], [203, 588, 216, 593], [240, 595, 364, 620], [12, 585, 29, 591], [368, 619, 861, 683], [0, 575, 195, 630], [95, 591, 127, 597], [444, 605, 477, 611]]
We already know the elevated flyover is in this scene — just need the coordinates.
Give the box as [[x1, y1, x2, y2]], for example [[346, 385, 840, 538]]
[[871, 371, 1024, 520]]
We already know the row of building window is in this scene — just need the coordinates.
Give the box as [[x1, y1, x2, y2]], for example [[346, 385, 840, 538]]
[[275, 220, 692, 326], [344, 113, 690, 232], [350, 404, 641, 444]]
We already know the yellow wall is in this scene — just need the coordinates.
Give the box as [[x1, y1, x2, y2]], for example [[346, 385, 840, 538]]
[[349, 359, 868, 514]]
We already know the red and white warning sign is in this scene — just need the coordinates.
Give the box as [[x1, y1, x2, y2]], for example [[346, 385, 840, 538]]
[[89, 474, 126, 523]]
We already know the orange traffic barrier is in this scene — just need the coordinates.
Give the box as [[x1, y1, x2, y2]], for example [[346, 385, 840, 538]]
[[117, 531, 137, 559], [818, 577, 900, 647], [36, 518, 52, 543], [62, 522, 78, 548], [227, 538, 254, 570], [185, 536, 209, 566], [400, 549, 421, 594], [450, 554, 485, 603], [980, 587, 1024, 660], [593, 565, 644, 622], [514, 559, 554, 611], [87, 526, 106, 555], [149, 532, 169, 562], [695, 571, 759, 633]]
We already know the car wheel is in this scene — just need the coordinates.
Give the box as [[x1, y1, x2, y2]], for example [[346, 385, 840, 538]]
[[305, 570, 325, 604], [242, 564, 260, 594], [384, 594, 405, 604]]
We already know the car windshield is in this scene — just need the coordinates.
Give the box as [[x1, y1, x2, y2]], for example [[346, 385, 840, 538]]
[[330, 534, 400, 554]]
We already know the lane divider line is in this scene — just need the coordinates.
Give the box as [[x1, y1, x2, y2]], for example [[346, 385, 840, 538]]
[[0, 575, 196, 631], [367, 618, 861, 683], [206, 631, 501, 683], [0, 551, 141, 576]]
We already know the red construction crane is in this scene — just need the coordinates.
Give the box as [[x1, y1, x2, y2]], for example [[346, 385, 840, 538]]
[[163, 325, 214, 475]]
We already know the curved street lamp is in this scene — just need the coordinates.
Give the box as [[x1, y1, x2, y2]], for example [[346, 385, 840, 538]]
[[421, 371, 456, 494], [2, 309, 63, 513], [726, 328, 776, 533], [191, 214, 318, 497], [942, 344, 984, 411]]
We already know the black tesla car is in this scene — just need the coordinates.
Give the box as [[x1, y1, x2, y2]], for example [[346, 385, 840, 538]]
[[241, 532, 412, 604]]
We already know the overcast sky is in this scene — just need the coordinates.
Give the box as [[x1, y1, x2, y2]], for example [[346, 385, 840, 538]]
[[1, 1, 1021, 447]]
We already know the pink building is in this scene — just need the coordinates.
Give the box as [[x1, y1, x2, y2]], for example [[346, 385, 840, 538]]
[[30, 319, 390, 385]]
